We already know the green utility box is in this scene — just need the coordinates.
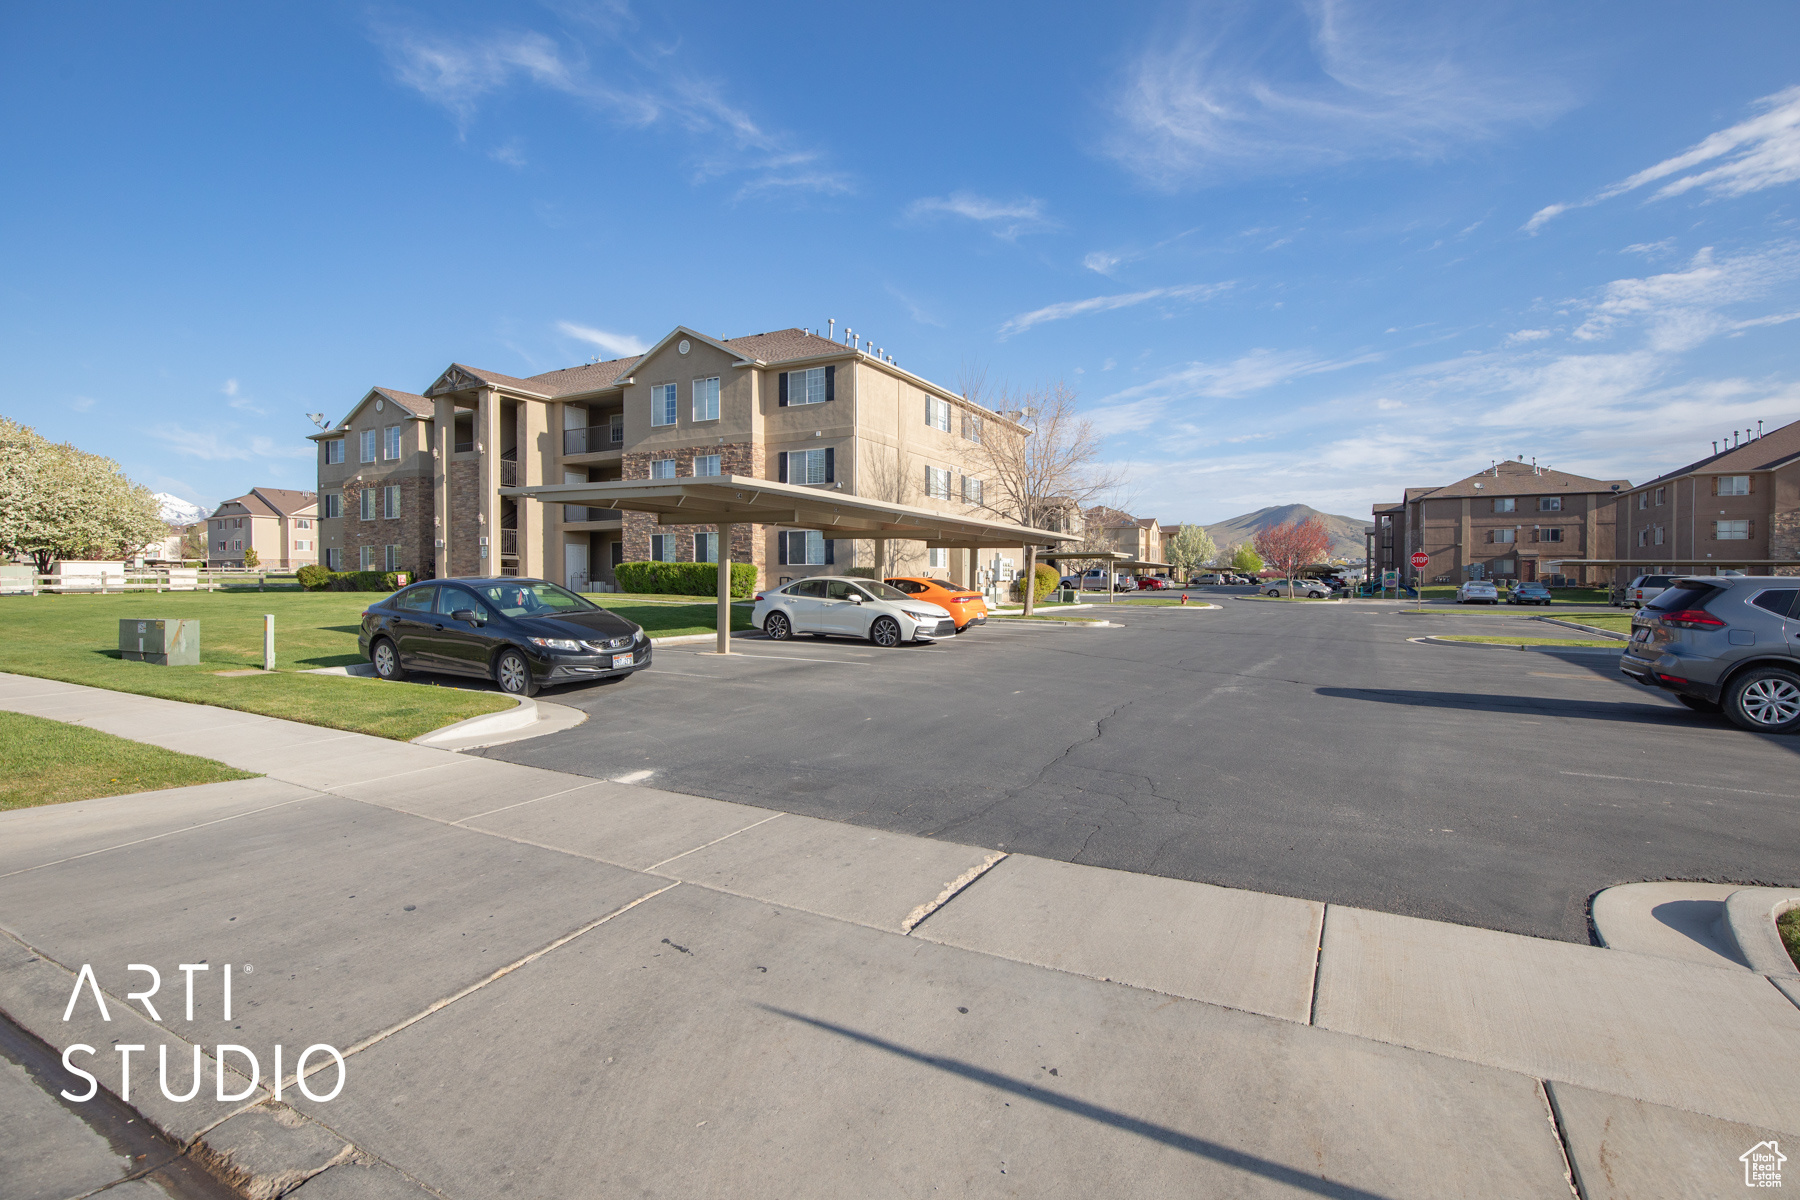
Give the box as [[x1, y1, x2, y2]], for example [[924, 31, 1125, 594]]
[[119, 619, 200, 666]]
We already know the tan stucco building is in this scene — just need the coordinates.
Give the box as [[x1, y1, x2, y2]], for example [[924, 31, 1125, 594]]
[[311, 326, 1027, 590], [205, 489, 318, 569]]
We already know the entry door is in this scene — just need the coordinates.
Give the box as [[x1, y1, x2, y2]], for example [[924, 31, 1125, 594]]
[[1523, 560, 1537, 582], [565, 540, 590, 593]]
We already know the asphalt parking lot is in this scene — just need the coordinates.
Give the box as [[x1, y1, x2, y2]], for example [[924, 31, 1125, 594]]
[[481, 595, 1800, 943]]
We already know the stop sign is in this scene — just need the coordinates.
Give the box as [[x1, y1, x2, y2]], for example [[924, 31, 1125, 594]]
[[1410, 551, 1429, 569]]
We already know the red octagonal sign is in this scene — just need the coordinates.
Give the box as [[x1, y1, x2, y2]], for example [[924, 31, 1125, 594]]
[[1410, 551, 1430, 569]]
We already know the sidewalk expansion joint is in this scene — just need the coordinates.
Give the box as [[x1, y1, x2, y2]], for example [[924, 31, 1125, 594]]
[[450, 783, 601, 826], [901, 852, 1008, 934], [1538, 1081, 1585, 1200], [0, 794, 316, 883], [1306, 906, 1328, 1026], [643, 812, 787, 873]]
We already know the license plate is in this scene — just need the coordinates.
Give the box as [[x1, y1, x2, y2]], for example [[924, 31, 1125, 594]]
[[611, 653, 635, 668]]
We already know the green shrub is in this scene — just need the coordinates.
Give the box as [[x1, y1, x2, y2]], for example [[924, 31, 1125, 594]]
[[298, 567, 401, 593], [1008, 563, 1062, 604], [613, 561, 757, 599]]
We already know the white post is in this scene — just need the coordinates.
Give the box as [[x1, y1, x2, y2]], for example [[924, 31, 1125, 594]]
[[716, 523, 734, 655], [263, 614, 275, 671]]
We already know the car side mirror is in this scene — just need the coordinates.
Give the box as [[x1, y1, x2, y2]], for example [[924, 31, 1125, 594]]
[[452, 609, 479, 623], [847, 595, 863, 604]]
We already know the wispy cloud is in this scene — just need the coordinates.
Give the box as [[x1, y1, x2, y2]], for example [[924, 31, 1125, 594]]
[[146, 425, 311, 461], [489, 139, 527, 168], [1525, 86, 1800, 232], [884, 284, 944, 327], [1105, 0, 1573, 188], [1087, 348, 1382, 435], [906, 192, 1054, 240], [1570, 244, 1800, 350], [556, 321, 648, 358], [222, 379, 266, 414], [998, 282, 1233, 339], [68, 396, 95, 412]]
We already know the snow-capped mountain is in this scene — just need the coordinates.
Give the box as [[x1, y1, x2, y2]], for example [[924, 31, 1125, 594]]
[[154, 493, 211, 526]]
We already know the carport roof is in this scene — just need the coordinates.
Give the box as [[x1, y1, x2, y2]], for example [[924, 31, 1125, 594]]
[[1546, 558, 1800, 567], [504, 475, 1076, 549], [1040, 551, 1176, 571]]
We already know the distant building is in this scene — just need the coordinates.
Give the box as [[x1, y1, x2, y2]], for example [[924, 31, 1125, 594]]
[[1371, 460, 1629, 587], [206, 489, 319, 569], [1614, 419, 1800, 579], [1085, 506, 1165, 564]]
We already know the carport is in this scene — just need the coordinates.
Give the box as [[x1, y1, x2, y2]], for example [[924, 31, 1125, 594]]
[[1041, 551, 1177, 602], [505, 475, 1076, 652]]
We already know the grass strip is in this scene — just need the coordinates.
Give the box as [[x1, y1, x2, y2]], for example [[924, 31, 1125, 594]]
[[1432, 635, 1620, 648], [1780, 909, 1799, 971], [0, 711, 258, 812], [592, 599, 755, 640]]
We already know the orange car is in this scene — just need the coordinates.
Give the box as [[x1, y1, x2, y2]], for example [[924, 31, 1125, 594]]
[[885, 576, 988, 633]]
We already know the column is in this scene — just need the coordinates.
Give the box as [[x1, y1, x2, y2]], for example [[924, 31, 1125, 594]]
[[432, 395, 455, 579], [873, 539, 887, 583], [716, 522, 735, 654], [477, 389, 501, 577], [516, 400, 548, 580]]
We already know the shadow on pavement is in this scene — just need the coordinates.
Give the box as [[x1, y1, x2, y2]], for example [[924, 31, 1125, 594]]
[[1314, 687, 1694, 726], [762, 1006, 1394, 1200]]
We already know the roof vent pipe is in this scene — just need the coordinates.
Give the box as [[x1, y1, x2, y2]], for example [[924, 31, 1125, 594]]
[[1714, 441, 1719, 454], [1757, 419, 1763, 438], [828, 318, 835, 341]]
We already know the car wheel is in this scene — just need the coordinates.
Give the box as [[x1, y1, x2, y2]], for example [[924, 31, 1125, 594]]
[[764, 611, 792, 641], [1723, 667, 1800, 733], [371, 637, 405, 681], [870, 616, 902, 647], [1676, 694, 1722, 714], [494, 648, 538, 697]]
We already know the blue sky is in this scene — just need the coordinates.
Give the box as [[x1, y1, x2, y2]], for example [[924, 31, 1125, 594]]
[[4, 2, 1798, 523]]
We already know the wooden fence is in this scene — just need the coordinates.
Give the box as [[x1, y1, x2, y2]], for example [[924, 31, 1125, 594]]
[[0, 567, 303, 596]]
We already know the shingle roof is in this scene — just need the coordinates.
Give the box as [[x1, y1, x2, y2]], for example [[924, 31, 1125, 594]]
[[525, 356, 641, 397], [1637, 418, 1800, 488], [250, 488, 317, 516], [1413, 460, 1628, 500], [721, 328, 853, 364], [439, 363, 551, 397], [371, 388, 434, 417]]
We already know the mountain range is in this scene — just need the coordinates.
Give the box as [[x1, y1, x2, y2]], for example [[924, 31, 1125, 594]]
[[154, 493, 211, 526], [1200, 504, 1366, 560]]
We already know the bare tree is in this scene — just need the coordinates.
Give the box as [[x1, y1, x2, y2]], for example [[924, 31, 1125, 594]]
[[958, 379, 1122, 614], [860, 442, 918, 578]]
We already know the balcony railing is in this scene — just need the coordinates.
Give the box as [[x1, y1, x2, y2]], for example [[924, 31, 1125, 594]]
[[563, 505, 621, 524], [561, 426, 623, 455], [500, 458, 517, 487], [500, 529, 517, 557]]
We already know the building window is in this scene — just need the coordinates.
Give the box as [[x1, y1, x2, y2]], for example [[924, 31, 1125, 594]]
[[323, 493, 341, 519], [385, 545, 399, 571], [692, 377, 720, 422], [778, 530, 831, 565], [360, 489, 375, 520], [1653, 526, 1664, 546], [324, 548, 341, 570], [294, 540, 310, 551], [928, 548, 948, 569], [925, 396, 951, 432], [649, 534, 676, 561], [1638, 528, 1649, 547], [694, 532, 718, 563], [609, 413, 624, 444], [1637, 493, 1648, 510], [360, 429, 377, 463], [1537, 528, 1564, 542], [1717, 475, 1750, 496], [1493, 559, 1515, 575], [1490, 528, 1516, 543], [1715, 519, 1750, 540], [360, 546, 374, 570], [783, 367, 827, 406], [324, 439, 344, 465], [650, 459, 676, 479], [694, 454, 721, 478], [924, 465, 951, 500], [651, 384, 677, 427], [1538, 497, 1562, 511], [961, 475, 983, 505], [215, 540, 225, 551], [383, 486, 400, 519], [962, 413, 982, 443], [296, 518, 312, 529], [1654, 487, 1665, 506], [384, 425, 402, 460], [1493, 498, 1515, 513], [231, 540, 242, 552], [784, 448, 831, 486]]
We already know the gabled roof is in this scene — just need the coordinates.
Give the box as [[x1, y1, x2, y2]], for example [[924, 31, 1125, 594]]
[[722, 327, 853, 364], [310, 387, 435, 439], [525, 356, 641, 397], [425, 363, 552, 399], [1412, 460, 1628, 501], [210, 488, 316, 519], [1636, 418, 1800, 489]]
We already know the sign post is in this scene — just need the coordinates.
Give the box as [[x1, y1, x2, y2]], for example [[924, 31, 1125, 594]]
[[1409, 550, 1429, 596]]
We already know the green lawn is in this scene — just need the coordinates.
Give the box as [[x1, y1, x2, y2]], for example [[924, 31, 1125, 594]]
[[0, 591, 512, 740], [0, 711, 258, 812], [599, 599, 754, 639], [1546, 613, 1634, 635], [1433, 634, 1621, 648], [1780, 909, 1799, 970]]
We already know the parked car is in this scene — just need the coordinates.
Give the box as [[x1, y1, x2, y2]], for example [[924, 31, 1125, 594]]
[[886, 576, 989, 633], [1457, 580, 1500, 604], [1194, 573, 1223, 585], [1621, 575, 1800, 733], [360, 577, 650, 697], [753, 576, 954, 646], [1626, 574, 1679, 608], [1078, 568, 1136, 592], [1059, 576, 1081, 590], [1264, 579, 1330, 598], [1508, 582, 1554, 606], [1137, 576, 1171, 590]]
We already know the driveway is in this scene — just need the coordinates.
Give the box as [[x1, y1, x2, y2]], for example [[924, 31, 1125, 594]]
[[486, 600, 1800, 941]]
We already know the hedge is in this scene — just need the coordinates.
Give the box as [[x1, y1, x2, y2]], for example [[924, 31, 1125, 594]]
[[613, 561, 758, 599], [1009, 563, 1062, 604], [297, 565, 406, 592]]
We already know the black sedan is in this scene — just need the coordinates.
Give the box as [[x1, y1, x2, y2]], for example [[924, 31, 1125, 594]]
[[359, 577, 650, 696]]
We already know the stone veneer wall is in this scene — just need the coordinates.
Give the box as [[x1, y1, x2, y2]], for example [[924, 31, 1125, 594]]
[[1771, 510, 1800, 575], [446, 458, 482, 577], [339, 472, 434, 577], [618, 442, 767, 585]]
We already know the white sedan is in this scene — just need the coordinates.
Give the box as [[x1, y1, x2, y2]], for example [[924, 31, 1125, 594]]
[[1457, 580, 1499, 604], [753, 577, 955, 646]]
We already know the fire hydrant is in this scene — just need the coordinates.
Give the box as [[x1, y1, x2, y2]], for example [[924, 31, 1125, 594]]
[[1180, 593, 1188, 605]]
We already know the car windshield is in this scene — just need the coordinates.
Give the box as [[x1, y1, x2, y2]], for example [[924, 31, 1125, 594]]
[[470, 581, 600, 617], [1640, 576, 1677, 588], [1646, 582, 1717, 611], [859, 581, 912, 602]]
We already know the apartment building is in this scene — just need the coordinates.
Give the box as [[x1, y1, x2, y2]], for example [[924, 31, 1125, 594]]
[[1086, 507, 1165, 564], [311, 327, 1021, 590], [1371, 460, 1628, 586], [1615, 419, 1800, 578], [205, 489, 319, 569]]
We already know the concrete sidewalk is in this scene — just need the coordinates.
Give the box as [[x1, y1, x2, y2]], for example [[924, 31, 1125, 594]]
[[1, 671, 1795, 1199]]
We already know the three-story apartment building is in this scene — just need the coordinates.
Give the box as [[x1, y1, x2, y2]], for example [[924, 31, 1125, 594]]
[[205, 489, 319, 569], [1615, 419, 1800, 577], [311, 327, 1022, 590]]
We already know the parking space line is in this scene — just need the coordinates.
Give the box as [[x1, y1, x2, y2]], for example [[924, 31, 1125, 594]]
[[669, 650, 870, 665], [1558, 770, 1800, 800]]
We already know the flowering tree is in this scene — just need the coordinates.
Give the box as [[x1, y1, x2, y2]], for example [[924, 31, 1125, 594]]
[[1166, 524, 1217, 579], [1252, 518, 1331, 597], [1228, 542, 1264, 574], [0, 417, 168, 572]]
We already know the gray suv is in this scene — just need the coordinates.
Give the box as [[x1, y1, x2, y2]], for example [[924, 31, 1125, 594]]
[[1620, 576, 1800, 733]]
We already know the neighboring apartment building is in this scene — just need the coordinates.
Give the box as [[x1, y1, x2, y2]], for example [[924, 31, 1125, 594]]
[[1615, 420, 1800, 578], [1085, 507, 1165, 564], [311, 327, 1022, 591], [206, 489, 319, 569], [1371, 460, 1628, 587]]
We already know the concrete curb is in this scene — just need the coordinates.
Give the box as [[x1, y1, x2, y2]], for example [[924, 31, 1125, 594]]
[[410, 696, 537, 747], [1724, 888, 1800, 978], [993, 617, 1112, 628], [651, 629, 758, 647], [1408, 635, 1622, 657], [301, 662, 376, 677], [1233, 595, 1343, 603], [1536, 616, 1630, 641]]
